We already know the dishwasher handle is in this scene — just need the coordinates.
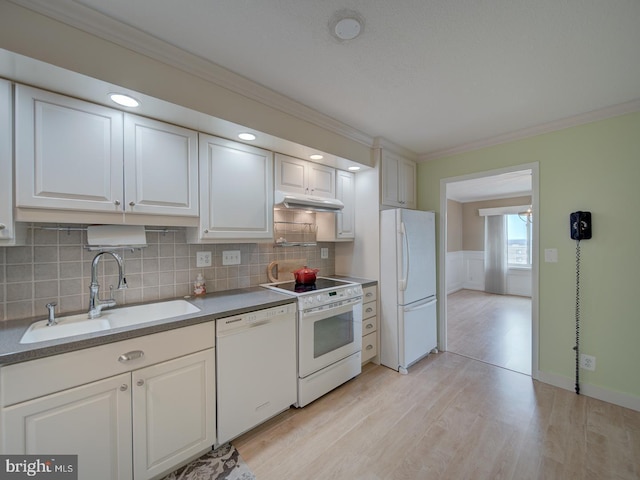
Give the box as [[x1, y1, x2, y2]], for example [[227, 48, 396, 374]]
[[216, 312, 294, 337]]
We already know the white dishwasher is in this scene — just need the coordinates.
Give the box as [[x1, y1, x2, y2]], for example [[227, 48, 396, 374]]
[[216, 303, 297, 444]]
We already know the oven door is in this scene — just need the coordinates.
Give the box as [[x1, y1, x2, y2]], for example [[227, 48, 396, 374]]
[[298, 298, 362, 378]]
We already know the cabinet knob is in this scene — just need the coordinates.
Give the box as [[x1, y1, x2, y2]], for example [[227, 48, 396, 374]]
[[120, 384, 128, 391], [129, 201, 135, 207], [136, 379, 145, 387], [204, 229, 209, 234], [366, 323, 373, 329], [366, 307, 373, 313], [365, 292, 373, 298], [0, 223, 6, 230], [114, 200, 121, 206]]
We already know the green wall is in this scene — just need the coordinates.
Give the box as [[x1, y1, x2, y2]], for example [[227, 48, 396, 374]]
[[418, 111, 640, 400]]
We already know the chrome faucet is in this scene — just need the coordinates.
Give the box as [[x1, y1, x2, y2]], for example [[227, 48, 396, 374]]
[[88, 251, 127, 319]]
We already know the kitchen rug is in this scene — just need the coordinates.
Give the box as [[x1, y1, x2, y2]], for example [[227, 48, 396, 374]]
[[161, 443, 256, 480]]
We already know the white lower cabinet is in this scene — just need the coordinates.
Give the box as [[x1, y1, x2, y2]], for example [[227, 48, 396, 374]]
[[0, 323, 216, 480], [3, 373, 133, 480]]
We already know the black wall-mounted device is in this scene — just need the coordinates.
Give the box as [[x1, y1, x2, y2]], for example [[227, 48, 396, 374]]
[[570, 211, 592, 240]]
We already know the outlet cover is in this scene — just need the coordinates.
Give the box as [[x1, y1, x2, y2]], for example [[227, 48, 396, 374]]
[[196, 251, 212, 267], [579, 353, 596, 371], [321, 248, 329, 259]]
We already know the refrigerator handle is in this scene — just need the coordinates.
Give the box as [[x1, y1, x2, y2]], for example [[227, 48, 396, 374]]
[[404, 297, 437, 312], [399, 221, 409, 291]]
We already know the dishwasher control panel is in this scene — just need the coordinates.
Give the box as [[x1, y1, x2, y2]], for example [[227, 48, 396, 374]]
[[216, 303, 296, 335]]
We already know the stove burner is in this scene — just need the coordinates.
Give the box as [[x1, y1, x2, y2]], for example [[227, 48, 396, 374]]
[[293, 282, 317, 293]]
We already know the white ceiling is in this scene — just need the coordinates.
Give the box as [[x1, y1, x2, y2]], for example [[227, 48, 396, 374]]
[[9, 0, 640, 161]]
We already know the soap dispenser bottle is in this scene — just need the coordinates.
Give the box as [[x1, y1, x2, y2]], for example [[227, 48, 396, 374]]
[[194, 273, 206, 296]]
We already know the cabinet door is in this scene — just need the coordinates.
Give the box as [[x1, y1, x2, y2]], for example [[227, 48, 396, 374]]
[[132, 349, 215, 480], [275, 153, 307, 195], [15, 85, 124, 212], [1, 373, 133, 480], [124, 114, 198, 217], [0, 79, 14, 243], [336, 170, 355, 238], [307, 162, 336, 198], [381, 151, 416, 208], [399, 159, 417, 209], [197, 134, 273, 241]]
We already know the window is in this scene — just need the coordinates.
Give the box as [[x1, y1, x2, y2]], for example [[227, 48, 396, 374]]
[[506, 214, 531, 266]]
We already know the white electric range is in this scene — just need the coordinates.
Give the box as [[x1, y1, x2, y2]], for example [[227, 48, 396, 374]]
[[262, 277, 363, 407]]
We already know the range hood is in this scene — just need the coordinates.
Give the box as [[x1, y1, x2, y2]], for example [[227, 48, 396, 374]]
[[274, 190, 344, 212]]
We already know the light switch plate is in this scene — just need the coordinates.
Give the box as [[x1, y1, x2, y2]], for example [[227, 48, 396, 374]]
[[544, 248, 558, 263], [222, 250, 241, 265], [321, 248, 329, 259]]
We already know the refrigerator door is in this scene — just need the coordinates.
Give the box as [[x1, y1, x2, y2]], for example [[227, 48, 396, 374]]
[[399, 297, 438, 372], [397, 209, 436, 306]]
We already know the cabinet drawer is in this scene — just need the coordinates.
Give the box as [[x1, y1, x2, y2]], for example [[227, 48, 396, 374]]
[[361, 332, 377, 364], [363, 285, 377, 303], [1, 322, 215, 407], [362, 301, 377, 320], [363, 315, 377, 336]]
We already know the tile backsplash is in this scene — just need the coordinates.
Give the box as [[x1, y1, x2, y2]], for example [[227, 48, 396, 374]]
[[0, 220, 335, 321]]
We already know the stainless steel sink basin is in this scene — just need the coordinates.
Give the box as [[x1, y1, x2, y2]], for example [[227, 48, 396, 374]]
[[20, 300, 201, 344]]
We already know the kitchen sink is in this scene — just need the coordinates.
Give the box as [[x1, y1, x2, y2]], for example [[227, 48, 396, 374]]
[[20, 314, 111, 344], [20, 300, 201, 344]]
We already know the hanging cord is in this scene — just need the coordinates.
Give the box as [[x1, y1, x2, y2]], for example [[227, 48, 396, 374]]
[[573, 239, 581, 394]]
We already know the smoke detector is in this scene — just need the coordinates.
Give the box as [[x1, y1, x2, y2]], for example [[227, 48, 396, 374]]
[[329, 10, 364, 41]]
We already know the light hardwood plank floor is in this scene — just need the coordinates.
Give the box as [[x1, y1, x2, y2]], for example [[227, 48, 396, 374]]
[[235, 353, 640, 480], [448, 289, 532, 375]]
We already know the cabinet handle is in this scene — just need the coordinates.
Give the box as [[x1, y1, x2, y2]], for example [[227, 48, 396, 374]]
[[366, 307, 373, 313], [120, 384, 128, 391], [366, 344, 374, 350], [366, 323, 373, 329], [114, 200, 121, 206], [365, 292, 374, 298], [0, 224, 6, 230], [118, 350, 145, 363], [137, 379, 145, 387], [129, 201, 135, 207]]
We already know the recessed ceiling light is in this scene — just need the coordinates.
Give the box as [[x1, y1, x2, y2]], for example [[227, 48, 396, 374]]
[[329, 10, 364, 41], [238, 132, 256, 141], [348, 166, 361, 171], [309, 154, 323, 160], [109, 93, 139, 108]]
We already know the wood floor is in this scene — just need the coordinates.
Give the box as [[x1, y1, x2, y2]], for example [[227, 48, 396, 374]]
[[447, 289, 532, 375], [235, 353, 640, 480]]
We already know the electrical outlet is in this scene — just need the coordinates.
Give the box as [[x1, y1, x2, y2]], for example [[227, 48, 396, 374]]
[[579, 353, 596, 371], [321, 247, 329, 259], [222, 250, 241, 265], [196, 251, 212, 268]]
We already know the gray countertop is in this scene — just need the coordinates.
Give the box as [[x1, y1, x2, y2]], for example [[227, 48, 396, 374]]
[[0, 287, 296, 366], [0, 277, 378, 366]]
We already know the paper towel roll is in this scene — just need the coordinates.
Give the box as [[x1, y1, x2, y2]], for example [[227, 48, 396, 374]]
[[87, 225, 147, 247]]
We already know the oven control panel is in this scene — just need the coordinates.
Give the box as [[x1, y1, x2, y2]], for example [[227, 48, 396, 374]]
[[300, 285, 362, 308]]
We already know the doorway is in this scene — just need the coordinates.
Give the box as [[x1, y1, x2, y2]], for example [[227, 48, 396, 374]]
[[438, 164, 539, 378]]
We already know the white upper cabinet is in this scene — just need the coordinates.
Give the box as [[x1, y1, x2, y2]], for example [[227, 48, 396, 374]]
[[317, 169, 355, 241], [14, 85, 198, 223], [0, 79, 25, 246], [15, 85, 124, 213], [123, 114, 198, 217], [381, 150, 416, 209], [275, 153, 335, 198], [188, 134, 273, 242]]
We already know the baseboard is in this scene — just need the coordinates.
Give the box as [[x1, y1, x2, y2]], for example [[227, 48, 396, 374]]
[[537, 371, 640, 412]]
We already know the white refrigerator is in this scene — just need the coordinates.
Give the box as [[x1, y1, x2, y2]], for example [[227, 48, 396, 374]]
[[380, 208, 437, 374]]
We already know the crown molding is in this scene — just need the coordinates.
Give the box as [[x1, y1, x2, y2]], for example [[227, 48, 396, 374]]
[[419, 98, 640, 162], [372, 137, 418, 161], [9, 0, 374, 148]]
